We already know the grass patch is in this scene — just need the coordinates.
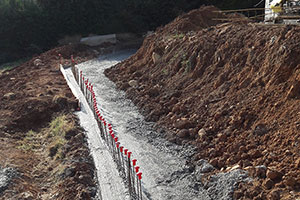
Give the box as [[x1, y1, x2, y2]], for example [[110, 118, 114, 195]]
[[172, 33, 185, 39], [18, 130, 41, 151], [47, 114, 75, 159], [48, 115, 74, 137], [18, 114, 75, 160]]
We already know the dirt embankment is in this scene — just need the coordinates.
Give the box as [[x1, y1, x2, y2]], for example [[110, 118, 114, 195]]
[[105, 6, 300, 200], [0, 44, 98, 199]]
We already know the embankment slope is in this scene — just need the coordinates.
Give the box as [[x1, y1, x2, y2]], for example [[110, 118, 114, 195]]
[[105, 6, 300, 200]]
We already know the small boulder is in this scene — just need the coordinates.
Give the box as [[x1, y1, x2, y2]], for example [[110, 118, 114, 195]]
[[263, 178, 274, 190], [266, 169, 283, 181], [217, 133, 227, 142], [295, 158, 300, 168], [177, 129, 189, 138], [175, 119, 193, 129], [197, 159, 215, 173], [3, 92, 16, 100], [268, 189, 281, 200], [118, 81, 130, 90], [250, 149, 262, 159], [33, 59, 43, 66], [198, 128, 207, 138], [78, 174, 93, 186], [152, 52, 161, 64], [255, 165, 267, 178], [62, 167, 76, 178], [230, 164, 241, 171], [128, 80, 138, 87], [148, 87, 160, 97], [283, 176, 297, 188], [253, 123, 268, 136], [210, 158, 219, 168]]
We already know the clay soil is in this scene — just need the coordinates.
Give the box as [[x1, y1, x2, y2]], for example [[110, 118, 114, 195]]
[[0, 44, 98, 199], [105, 6, 300, 200]]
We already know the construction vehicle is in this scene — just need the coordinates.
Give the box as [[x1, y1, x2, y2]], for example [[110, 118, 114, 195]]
[[265, 0, 300, 24]]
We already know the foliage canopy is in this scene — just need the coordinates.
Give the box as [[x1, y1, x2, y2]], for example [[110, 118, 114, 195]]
[[0, 0, 264, 64]]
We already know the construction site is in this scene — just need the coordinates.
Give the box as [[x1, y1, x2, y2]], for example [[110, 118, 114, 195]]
[[0, 1, 300, 200]]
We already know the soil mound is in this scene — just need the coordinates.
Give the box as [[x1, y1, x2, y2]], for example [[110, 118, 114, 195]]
[[0, 44, 97, 199], [158, 6, 226, 34], [0, 44, 95, 133], [105, 6, 300, 200]]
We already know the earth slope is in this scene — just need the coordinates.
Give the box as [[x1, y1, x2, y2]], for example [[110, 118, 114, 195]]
[[105, 6, 300, 200]]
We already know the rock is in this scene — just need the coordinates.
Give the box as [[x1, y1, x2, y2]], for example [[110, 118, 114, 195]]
[[210, 158, 219, 168], [210, 158, 224, 168], [201, 163, 215, 173], [198, 128, 207, 138], [253, 123, 268, 135], [177, 129, 189, 138], [251, 149, 262, 159], [33, 58, 43, 66], [266, 169, 283, 181], [244, 166, 256, 177], [175, 119, 193, 129], [230, 164, 241, 171], [214, 74, 226, 89], [197, 159, 215, 173], [152, 52, 161, 64], [295, 158, 300, 168], [128, 80, 138, 87], [148, 87, 160, 97], [119, 81, 130, 90], [78, 190, 91, 199], [255, 165, 267, 178], [3, 92, 16, 100], [214, 112, 222, 121], [20, 192, 34, 200], [268, 189, 281, 200], [172, 104, 181, 113], [233, 191, 243, 199], [79, 175, 93, 186], [188, 128, 197, 138], [62, 167, 76, 178], [263, 178, 274, 190], [283, 176, 297, 187], [217, 133, 227, 142]]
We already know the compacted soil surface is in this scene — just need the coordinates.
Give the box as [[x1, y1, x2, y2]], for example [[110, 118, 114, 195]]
[[105, 6, 300, 200], [0, 44, 98, 199]]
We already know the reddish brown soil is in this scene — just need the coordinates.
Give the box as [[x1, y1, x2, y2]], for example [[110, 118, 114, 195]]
[[105, 6, 300, 200], [0, 44, 98, 199]]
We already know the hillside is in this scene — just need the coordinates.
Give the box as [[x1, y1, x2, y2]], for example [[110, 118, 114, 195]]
[[105, 6, 300, 200]]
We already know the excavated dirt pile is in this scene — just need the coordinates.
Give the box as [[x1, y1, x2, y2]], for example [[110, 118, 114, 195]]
[[105, 6, 300, 200], [0, 44, 98, 199]]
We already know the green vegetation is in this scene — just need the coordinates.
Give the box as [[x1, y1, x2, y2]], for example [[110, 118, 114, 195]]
[[47, 115, 75, 159], [0, 0, 264, 64], [17, 114, 75, 160], [18, 130, 40, 151]]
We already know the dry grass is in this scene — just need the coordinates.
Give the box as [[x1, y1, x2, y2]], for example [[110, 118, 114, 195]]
[[18, 114, 75, 160]]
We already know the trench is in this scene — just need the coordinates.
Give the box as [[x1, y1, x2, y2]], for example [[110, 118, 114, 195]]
[[62, 50, 250, 200]]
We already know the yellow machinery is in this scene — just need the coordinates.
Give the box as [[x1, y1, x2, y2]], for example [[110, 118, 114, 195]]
[[265, 0, 300, 23], [213, 0, 300, 24]]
